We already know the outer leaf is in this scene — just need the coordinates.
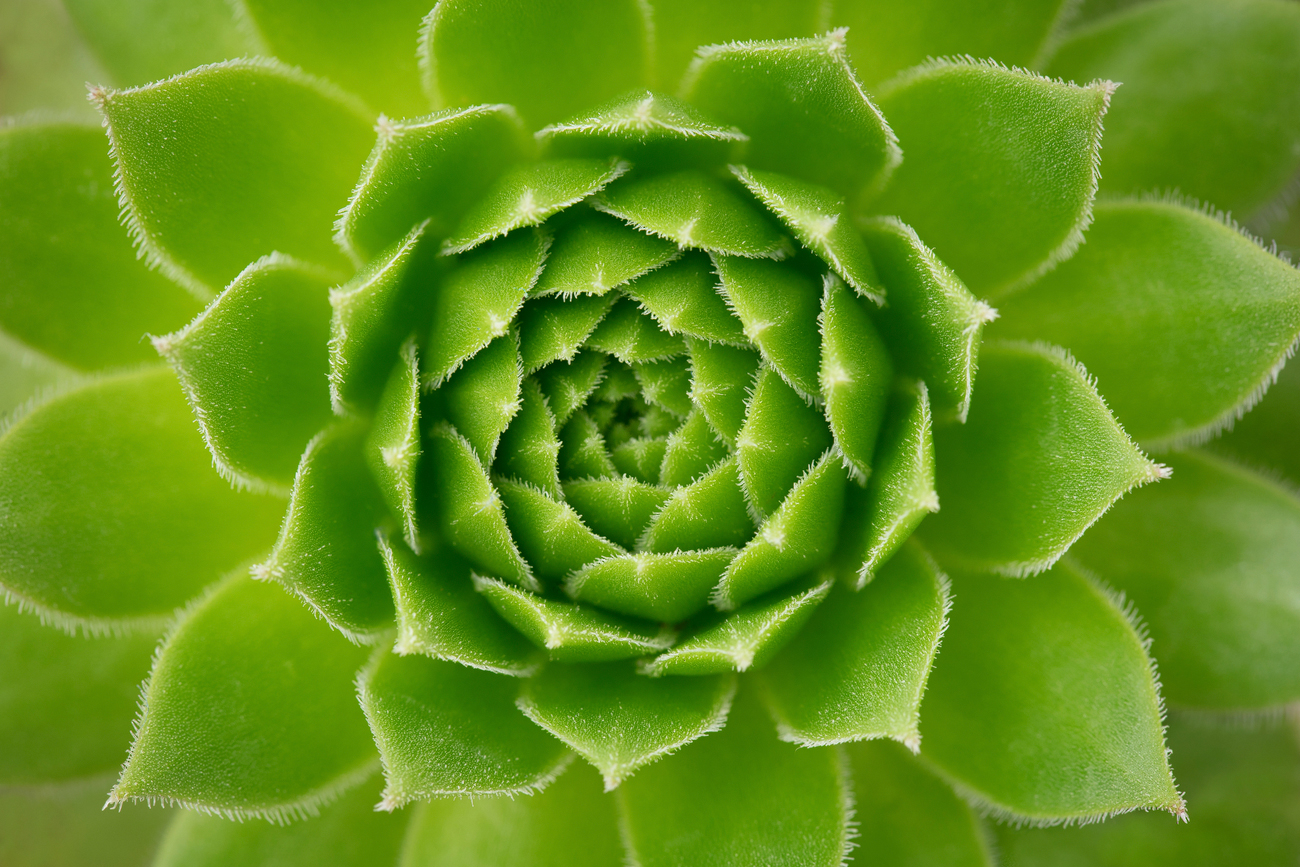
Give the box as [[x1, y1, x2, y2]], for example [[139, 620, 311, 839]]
[[820, 273, 892, 480], [920, 561, 1183, 824], [0, 120, 201, 369], [153, 772, 406, 867], [1071, 450, 1300, 710], [358, 649, 572, 807], [995, 199, 1300, 448], [874, 60, 1111, 296], [683, 30, 900, 200], [111, 575, 376, 821], [760, 540, 949, 747], [255, 419, 395, 642], [421, 0, 650, 127], [0, 367, 282, 633], [398, 763, 623, 867], [0, 331, 74, 417], [365, 340, 422, 550], [1047, 0, 1300, 216], [156, 253, 333, 491], [95, 58, 373, 295], [921, 342, 1165, 577], [618, 685, 853, 867], [518, 662, 736, 788], [0, 605, 158, 784]]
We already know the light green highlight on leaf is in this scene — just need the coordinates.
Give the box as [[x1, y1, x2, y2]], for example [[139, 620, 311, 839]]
[[565, 466, 672, 551], [497, 478, 624, 585], [633, 356, 693, 418], [623, 252, 746, 345], [566, 548, 738, 623], [533, 209, 679, 297], [640, 457, 756, 554], [496, 379, 563, 499], [922, 341, 1165, 577], [736, 367, 833, 516], [688, 340, 761, 445], [112, 574, 376, 821], [659, 409, 729, 487], [359, 648, 572, 808], [519, 661, 736, 789], [365, 340, 422, 551], [820, 273, 892, 481]]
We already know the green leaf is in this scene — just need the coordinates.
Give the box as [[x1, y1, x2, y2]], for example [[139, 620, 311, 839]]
[[736, 367, 833, 515], [398, 762, 623, 867], [476, 575, 675, 662], [420, 0, 650, 128], [519, 662, 735, 789], [921, 341, 1165, 577], [495, 379, 564, 498], [337, 105, 527, 264], [633, 356, 693, 418], [240, 0, 432, 116], [330, 221, 436, 413], [836, 381, 939, 587], [443, 158, 629, 255], [594, 170, 790, 258], [995, 198, 1300, 448], [860, 216, 998, 422], [1047, 0, 1300, 216], [111, 575, 376, 820], [585, 296, 687, 363], [820, 273, 892, 480], [831, 0, 1069, 87], [659, 409, 730, 487], [255, 419, 395, 642], [95, 58, 373, 295], [1214, 357, 1300, 485], [688, 340, 761, 445], [64, 0, 253, 87], [640, 457, 756, 553], [519, 293, 618, 373], [156, 253, 333, 491], [920, 560, 1183, 823], [0, 0, 108, 119], [558, 411, 619, 479], [566, 548, 738, 623], [760, 540, 949, 747], [440, 334, 522, 462], [0, 331, 75, 418], [0, 367, 282, 632], [427, 229, 548, 387], [533, 209, 679, 297], [1071, 450, 1300, 710], [537, 353, 607, 427], [873, 60, 1111, 296], [609, 437, 669, 484], [714, 452, 848, 611], [564, 475, 670, 550], [496, 478, 623, 584], [623, 253, 747, 345], [618, 685, 853, 867], [714, 255, 823, 398], [846, 740, 995, 867], [381, 534, 540, 676], [684, 30, 900, 201], [365, 340, 422, 550], [0, 605, 158, 784], [359, 649, 572, 807], [733, 165, 883, 301], [154, 772, 407, 867], [641, 575, 832, 677], [0, 120, 202, 370]]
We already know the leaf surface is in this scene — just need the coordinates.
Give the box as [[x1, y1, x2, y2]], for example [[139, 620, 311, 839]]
[[1214, 358, 1300, 485], [496, 478, 623, 584], [534, 209, 679, 297], [365, 341, 422, 550], [820, 274, 892, 480], [566, 548, 738, 623], [623, 253, 746, 345]]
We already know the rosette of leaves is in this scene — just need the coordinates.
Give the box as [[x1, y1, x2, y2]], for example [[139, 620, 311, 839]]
[[3, 0, 1300, 865]]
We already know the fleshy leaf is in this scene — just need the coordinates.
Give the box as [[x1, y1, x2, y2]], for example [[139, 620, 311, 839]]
[[398, 762, 623, 867], [255, 419, 395, 643], [111, 575, 376, 820], [0, 330, 75, 419], [684, 30, 900, 200], [475, 575, 675, 661], [1047, 0, 1300, 216], [564, 476, 670, 550], [1214, 357, 1300, 485], [736, 368, 833, 515], [688, 340, 761, 445], [920, 561, 1183, 823], [365, 341, 421, 551], [860, 216, 997, 422], [420, 0, 650, 127], [519, 293, 618, 373], [714, 452, 848, 611], [336, 105, 527, 263], [847, 740, 995, 867], [873, 59, 1112, 296], [533, 209, 679, 297], [566, 548, 738, 623], [535, 350, 604, 424], [594, 170, 790, 258], [639, 458, 756, 554], [618, 685, 852, 867], [659, 410, 729, 487], [440, 334, 522, 463], [558, 411, 619, 479], [496, 379, 563, 498], [0, 120, 202, 370], [1071, 450, 1300, 710], [94, 58, 373, 295], [610, 437, 669, 484], [519, 661, 735, 789], [633, 356, 693, 418], [733, 165, 882, 301], [442, 158, 629, 255], [641, 576, 832, 677], [496, 478, 623, 584], [819, 274, 892, 481], [760, 541, 949, 747], [0, 605, 158, 784], [0, 367, 282, 632], [153, 772, 406, 867], [623, 253, 746, 345], [836, 381, 938, 587], [156, 253, 333, 491], [995, 199, 1300, 448], [359, 649, 571, 807], [381, 534, 539, 676], [585, 296, 688, 363], [921, 342, 1165, 577]]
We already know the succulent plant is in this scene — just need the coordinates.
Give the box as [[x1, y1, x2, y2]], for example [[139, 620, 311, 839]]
[[3, 0, 1300, 865]]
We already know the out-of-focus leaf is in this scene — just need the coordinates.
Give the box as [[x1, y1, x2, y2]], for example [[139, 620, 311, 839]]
[[1214, 358, 1300, 485], [0, 0, 108, 118], [0, 331, 76, 418]]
